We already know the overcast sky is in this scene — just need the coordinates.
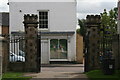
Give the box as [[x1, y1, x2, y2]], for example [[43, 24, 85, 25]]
[[77, 0, 118, 19], [0, 0, 118, 19]]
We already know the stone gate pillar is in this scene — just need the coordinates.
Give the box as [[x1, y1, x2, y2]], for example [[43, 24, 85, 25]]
[[1, 36, 9, 73], [85, 15, 101, 71], [23, 14, 38, 72]]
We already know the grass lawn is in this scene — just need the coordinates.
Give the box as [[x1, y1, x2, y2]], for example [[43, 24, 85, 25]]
[[2, 72, 32, 80], [86, 70, 120, 80]]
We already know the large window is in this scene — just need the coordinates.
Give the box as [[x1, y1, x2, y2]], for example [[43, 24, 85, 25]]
[[39, 11, 48, 28], [50, 39, 67, 59]]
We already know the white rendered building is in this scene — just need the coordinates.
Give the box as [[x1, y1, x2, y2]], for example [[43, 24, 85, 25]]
[[9, 0, 77, 64]]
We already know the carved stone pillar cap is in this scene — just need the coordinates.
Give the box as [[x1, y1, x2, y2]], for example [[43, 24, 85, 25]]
[[86, 15, 101, 24], [23, 14, 38, 24]]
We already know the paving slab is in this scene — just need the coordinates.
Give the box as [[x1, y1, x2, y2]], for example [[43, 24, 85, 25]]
[[24, 64, 88, 80]]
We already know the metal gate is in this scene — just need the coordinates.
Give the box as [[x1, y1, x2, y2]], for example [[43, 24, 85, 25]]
[[1, 34, 41, 72], [37, 34, 41, 73], [84, 14, 120, 73], [1, 14, 42, 72], [99, 26, 113, 61]]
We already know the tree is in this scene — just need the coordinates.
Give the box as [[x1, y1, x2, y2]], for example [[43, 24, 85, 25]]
[[77, 19, 86, 36], [100, 8, 118, 35], [100, 8, 118, 58]]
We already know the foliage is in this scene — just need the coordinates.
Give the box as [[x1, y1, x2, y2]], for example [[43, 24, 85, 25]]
[[77, 7, 117, 37], [100, 8, 118, 36], [77, 19, 86, 36], [99, 8, 118, 53], [2, 72, 32, 80]]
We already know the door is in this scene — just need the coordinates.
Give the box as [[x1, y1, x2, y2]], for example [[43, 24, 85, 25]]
[[41, 40, 49, 64]]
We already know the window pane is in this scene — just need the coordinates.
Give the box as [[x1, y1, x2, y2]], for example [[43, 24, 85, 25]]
[[39, 12, 42, 15], [39, 25, 41, 28], [41, 12, 44, 15], [46, 15, 48, 19], [40, 16, 44, 19], [44, 12, 48, 15], [50, 39, 58, 59], [50, 39, 67, 59], [45, 21, 48, 24], [39, 15, 42, 19], [44, 24, 48, 28], [59, 39, 67, 59], [39, 21, 42, 24], [43, 25, 45, 28]]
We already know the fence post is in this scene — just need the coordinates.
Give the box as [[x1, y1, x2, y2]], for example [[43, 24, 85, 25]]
[[23, 14, 39, 72]]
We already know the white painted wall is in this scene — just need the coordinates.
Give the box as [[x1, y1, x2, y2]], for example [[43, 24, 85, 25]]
[[9, 0, 77, 63], [9, 1, 76, 32], [68, 34, 76, 61]]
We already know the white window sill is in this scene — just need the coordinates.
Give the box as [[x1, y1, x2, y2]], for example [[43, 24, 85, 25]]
[[38, 28, 49, 31]]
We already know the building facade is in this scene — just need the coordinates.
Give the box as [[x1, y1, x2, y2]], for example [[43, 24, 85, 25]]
[[9, 0, 77, 64], [0, 12, 9, 35]]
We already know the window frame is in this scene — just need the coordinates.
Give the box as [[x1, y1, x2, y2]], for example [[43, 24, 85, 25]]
[[50, 39, 68, 60], [37, 10, 49, 31]]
